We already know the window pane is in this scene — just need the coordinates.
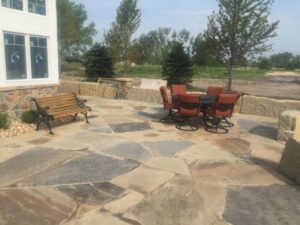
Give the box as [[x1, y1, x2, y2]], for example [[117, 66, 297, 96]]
[[15, 35, 25, 45], [4, 33, 14, 44], [28, 0, 46, 15], [30, 37, 48, 79], [4, 33, 27, 80], [1, 0, 23, 10]]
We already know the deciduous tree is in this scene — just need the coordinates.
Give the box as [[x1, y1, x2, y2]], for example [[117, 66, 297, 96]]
[[206, 0, 279, 90], [105, 0, 141, 73], [57, 0, 97, 60]]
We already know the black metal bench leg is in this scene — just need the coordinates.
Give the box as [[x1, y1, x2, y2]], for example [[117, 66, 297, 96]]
[[73, 113, 78, 121], [45, 119, 53, 135], [36, 118, 41, 131], [83, 112, 90, 123]]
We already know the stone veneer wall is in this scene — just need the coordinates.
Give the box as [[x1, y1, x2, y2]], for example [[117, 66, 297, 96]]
[[59, 81, 118, 99], [127, 87, 162, 104], [52, 81, 300, 118], [241, 95, 300, 118], [0, 85, 59, 118]]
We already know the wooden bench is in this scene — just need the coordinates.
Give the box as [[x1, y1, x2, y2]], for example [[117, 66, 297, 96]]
[[32, 93, 91, 134]]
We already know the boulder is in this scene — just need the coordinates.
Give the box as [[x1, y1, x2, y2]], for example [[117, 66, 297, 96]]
[[279, 138, 300, 184], [277, 110, 300, 142]]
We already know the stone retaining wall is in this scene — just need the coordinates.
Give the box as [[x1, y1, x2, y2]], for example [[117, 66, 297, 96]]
[[3, 80, 300, 119], [127, 87, 162, 104], [241, 95, 300, 118], [279, 138, 300, 184], [0, 85, 59, 118], [59, 81, 119, 99]]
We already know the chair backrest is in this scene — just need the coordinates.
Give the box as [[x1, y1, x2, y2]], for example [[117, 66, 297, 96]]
[[207, 86, 225, 97], [159, 86, 169, 104], [171, 85, 186, 96], [215, 93, 239, 117], [178, 94, 200, 116]]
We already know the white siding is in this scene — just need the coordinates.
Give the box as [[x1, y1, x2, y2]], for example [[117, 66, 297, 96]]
[[0, 0, 59, 87]]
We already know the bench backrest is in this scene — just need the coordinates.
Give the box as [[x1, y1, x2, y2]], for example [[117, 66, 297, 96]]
[[33, 93, 79, 113]]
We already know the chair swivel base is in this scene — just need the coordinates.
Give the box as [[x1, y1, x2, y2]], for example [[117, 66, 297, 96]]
[[176, 117, 199, 131]]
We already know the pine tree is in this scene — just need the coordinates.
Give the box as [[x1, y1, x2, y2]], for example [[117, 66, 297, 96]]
[[162, 42, 193, 85], [84, 44, 114, 79]]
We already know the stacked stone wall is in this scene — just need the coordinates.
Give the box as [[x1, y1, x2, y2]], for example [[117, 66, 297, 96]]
[[0, 85, 59, 118]]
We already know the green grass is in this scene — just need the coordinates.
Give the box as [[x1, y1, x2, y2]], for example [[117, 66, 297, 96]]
[[115, 64, 162, 79], [193, 66, 266, 79], [61, 62, 85, 77], [62, 62, 267, 80]]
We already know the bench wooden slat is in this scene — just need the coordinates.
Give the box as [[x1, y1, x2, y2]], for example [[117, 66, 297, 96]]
[[32, 93, 91, 134]]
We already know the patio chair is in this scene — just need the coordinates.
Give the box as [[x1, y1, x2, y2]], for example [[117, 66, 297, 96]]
[[176, 94, 201, 131], [170, 84, 186, 96], [159, 86, 178, 122], [203, 93, 240, 134], [207, 86, 225, 97]]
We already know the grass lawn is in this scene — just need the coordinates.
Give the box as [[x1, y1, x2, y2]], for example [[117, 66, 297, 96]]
[[62, 62, 267, 80]]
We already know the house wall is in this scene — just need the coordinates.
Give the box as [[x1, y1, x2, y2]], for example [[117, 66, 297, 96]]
[[0, 0, 59, 88], [0, 84, 59, 118]]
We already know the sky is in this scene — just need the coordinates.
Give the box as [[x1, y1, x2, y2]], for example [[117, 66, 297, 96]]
[[73, 0, 300, 55]]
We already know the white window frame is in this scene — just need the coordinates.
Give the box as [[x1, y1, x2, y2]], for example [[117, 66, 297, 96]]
[[0, 0, 48, 16], [3, 32, 27, 81], [28, 0, 47, 16], [2, 31, 51, 84], [1, 0, 24, 12], [29, 34, 49, 79]]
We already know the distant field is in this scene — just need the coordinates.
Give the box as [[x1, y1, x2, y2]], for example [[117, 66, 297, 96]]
[[62, 62, 267, 80]]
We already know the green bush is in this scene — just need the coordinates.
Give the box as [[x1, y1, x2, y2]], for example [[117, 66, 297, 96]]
[[83, 44, 114, 79], [21, 110, 38, 124], [257, 57, 272, 70], [162, 42, 193, 85], [0, 112, 10, 129]]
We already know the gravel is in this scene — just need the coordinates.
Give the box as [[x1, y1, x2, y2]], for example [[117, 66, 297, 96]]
[[0, 120, 35, 138]]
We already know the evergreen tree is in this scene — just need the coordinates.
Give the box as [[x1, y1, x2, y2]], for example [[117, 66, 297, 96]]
[[206, 0, 279, 91], [162, 42, 193, 85], [84, 44, 114, 79]]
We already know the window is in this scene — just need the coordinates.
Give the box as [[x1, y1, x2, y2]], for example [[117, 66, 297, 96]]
[[4, 33, 27, 80], [28, 0, 46, 15], [1, 0, 23, 10], [30, 36, 48, 78]]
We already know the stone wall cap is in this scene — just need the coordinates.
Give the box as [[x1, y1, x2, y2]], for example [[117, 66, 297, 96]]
[[281, 110, 300, 116], [0, 83, 60, 92]]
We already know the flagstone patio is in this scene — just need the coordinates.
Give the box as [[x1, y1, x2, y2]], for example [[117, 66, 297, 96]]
[[0, 97, 299, 225]]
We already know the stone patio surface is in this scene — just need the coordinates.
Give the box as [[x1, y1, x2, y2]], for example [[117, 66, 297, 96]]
[[0, 97, 299, 225]]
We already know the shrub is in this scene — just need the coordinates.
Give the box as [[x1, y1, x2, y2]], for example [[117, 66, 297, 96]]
[[162, 42, 193, 85], [257, 57, 272, 70], [21, 110, 38, 124], [83, 44, 114, 79], [0, 112, 10, 129]]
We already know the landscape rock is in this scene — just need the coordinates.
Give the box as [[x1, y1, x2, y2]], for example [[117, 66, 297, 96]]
[[279, 138, 300, 184], [277, 110, 300, 141]]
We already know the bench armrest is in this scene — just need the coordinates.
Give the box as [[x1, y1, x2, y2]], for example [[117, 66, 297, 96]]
[[77, 98, 88, 107]]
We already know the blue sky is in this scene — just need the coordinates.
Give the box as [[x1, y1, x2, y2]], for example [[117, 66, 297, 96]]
[[73, 0, 300, 55]]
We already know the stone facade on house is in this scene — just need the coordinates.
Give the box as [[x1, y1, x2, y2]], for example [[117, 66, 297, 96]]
[[0, 85, 59, 118]]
